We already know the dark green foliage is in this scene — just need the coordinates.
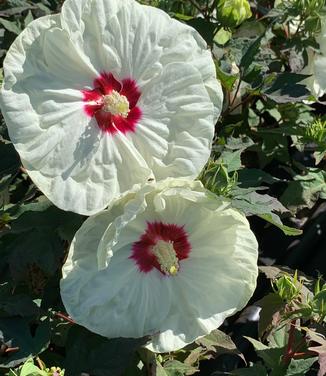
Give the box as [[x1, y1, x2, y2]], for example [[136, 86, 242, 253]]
[[0, 0, 326, 375]]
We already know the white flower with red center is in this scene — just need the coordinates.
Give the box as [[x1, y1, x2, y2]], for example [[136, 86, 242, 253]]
[[0, 0, 223, 215], [302, 17, 326, 98], [82, 72, 142, 134], [60, 179, 258, 353]]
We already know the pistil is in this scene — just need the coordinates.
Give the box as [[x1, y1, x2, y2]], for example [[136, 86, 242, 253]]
[[102, 90, 130, 117], [152, 240, 179, 276]]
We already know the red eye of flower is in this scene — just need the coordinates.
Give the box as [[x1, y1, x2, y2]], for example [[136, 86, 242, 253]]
[[130, 221, 191, 276], [82, 72, 142, 135]]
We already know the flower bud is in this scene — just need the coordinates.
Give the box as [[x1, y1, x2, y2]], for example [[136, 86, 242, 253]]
[[216, 0, 252, 28], [274, 274, 301, 302]]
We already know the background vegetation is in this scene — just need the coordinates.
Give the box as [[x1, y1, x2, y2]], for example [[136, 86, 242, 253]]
[[0, 0, 326, 375]]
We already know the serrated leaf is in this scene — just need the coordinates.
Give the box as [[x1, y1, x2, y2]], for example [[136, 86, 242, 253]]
[[231, 190, 289, 220], [238, 169, 280, 188], [264, 73, 310, 103], [240, 34, 264, 73], [280, 168, 326, 213], [196, 329, 243, 359], [244, 336, 285, 369], [217, 136, 254, 172], [305, 328, 326, 376], [184, 347, 204, 366], [163, 360, 198, 376], [285, 357, 318, 376]]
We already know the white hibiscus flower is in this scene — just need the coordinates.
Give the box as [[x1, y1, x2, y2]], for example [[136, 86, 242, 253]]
[[60, 179, 258, 353], [0, 0, 223, 215], [302, 17, 326, 98]]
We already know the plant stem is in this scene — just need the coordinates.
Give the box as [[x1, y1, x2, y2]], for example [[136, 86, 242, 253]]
[[283, 320, 296, 364], [55, 311, 75, 324]]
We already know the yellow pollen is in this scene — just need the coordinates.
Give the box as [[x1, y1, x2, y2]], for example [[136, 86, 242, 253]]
[[152, 240, 179, 276], [102, 90, 130, 117]]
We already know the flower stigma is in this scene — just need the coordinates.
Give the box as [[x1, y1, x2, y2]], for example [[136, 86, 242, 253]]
[[152, 240, 179, 276], [102, 90, 130, 117]]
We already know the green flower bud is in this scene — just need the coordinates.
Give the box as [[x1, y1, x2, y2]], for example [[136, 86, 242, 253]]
[[274, 274, 301, 302], [216, 0, 252, 28]]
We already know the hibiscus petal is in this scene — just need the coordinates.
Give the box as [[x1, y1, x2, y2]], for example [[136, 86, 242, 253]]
[[0, 0, 223, 215], [61, 179, 258, 352]]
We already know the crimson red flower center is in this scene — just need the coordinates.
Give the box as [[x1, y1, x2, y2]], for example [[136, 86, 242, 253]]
[[82, 72, 142, 135], [130, 221, 191, 276]]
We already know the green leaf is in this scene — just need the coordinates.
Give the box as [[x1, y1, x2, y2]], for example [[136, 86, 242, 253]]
[[257, 133, 290, 167], [256, 293, 286, 338], [240, 34, 264, 73], [196, 329, 243, 359], [285, 357, 318, 376], [308, 342, 326, 376], [313, 150, 326, 165], [24, 10, 33, 27], [215, 64, 238, 92], [0, 18, 21, 34], [232, 363, 268, 376], [156, 361, 168, 376], [214, 27, 232, 45], [163, 360, 198, 376], [3, 196, 52, 221], [267, 325, 289, 349], [0, 318, 50, 369], [244, 336, 285, 369], [280, 168, 326, 213], [0, 283, 39, 318], [231, 189, 287, 216], [238, 169, 280, 188], [217, 136, 254, 172], [64, 325, 147, 376], [35, 3, 51, 14], [258, 213, 302, 236], [264, 73, 310, 103], [19, 358, 48, 376], [7, 229, 63, 282]]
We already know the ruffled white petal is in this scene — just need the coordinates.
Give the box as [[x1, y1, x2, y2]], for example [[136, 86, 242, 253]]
[[312, 55, 326, 98], [60, 179, 258, 353], [302, 49, 326, 98], [0, 0, 223, 215], [301, 18, 326, 98], [129, 62, 214, 179], [61, 0, 222, 116]]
